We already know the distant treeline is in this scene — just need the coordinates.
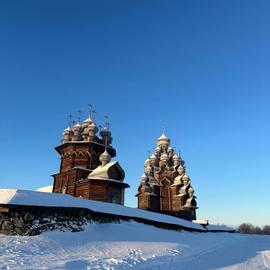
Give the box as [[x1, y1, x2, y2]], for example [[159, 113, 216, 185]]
[[237, 223, 270, 235]]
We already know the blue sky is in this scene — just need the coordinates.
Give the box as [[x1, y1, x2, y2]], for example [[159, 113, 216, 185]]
[[0, 0, 270, 226]]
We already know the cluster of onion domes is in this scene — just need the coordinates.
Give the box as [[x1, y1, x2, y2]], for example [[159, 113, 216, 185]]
[[62, 113, 112, 144], [140, 132, 197, 209], [143, 133, 183, 168]]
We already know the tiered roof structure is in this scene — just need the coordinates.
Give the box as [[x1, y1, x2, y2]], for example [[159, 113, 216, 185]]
[[136, 133, 197, 220], [52, 107, 129, 205]]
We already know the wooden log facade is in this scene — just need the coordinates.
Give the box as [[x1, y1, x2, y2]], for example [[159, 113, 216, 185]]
[[52, 114, 129, 204], [136, 133, 198, 220]]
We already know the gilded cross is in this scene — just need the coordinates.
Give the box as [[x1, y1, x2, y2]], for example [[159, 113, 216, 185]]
[[67, 114, 73, 127], [77, 110, 82, 124], [105, 115, 110, 129], [88, 104, 96, 119]]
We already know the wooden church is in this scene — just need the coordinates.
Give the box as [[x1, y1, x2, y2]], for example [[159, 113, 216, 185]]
[[52, 108, 129, 205], [52, 106, 198, 221], [136, 133, 198, 220]]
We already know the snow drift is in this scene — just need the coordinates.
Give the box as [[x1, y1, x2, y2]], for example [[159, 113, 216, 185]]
[[0, 221, 269, 270]]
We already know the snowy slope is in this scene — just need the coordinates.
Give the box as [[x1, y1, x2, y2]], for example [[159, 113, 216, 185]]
[[0, 189, 206, 231], [0, 221, 269, 270]]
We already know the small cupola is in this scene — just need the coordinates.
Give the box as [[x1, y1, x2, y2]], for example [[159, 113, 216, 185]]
[[99, 149, 111, 166]]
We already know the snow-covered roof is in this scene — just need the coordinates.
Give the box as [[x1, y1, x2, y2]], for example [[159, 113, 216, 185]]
[[206, 224, 235, 232], [0, 189, 206, 231], [193, 219, 209, 225], [36, 185, 53, 193], [88, 161, 125, 181]]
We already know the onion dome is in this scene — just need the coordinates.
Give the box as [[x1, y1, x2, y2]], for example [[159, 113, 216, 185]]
[[167, 147, 174, 157], [72, 122, 82, 141], [155, 146, 161, 153], [160, 152, 168, 161], [141, 174, 148, 183], [99, 149, 111, 165], [182, 174, 190, 181], [188, 187, 194, 194], [144, 166, 152, 174], [144, 158, 150, 167], [88, 122, 99, 134], [172, 153, 180, 161], [177, 165, 185, 174], [63, 126, 72, 142], [100, 126, 111, 137], [63, 126, 71, 135], [100, 126, 112, 144], [158, 133, 168, 140], [82, 116, 93, 129], [157, 133, 170, 147], [149, 154, 156, 160], [73, 122, 81, 131]]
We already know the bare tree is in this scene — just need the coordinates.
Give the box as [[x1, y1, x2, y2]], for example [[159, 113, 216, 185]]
[[262, 225, 270, 235], [238, 223, 254, 234], [254, 226, 263, 235], [238, 223, 270, 235]]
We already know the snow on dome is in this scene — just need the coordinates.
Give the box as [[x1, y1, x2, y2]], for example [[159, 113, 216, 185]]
[[83, 116, 93, 124], [99, 149, 111, 165], [158, 133, 169, 141], [141, 174, 148, 182], [183, 175, 190, 181], [100, 126, 111, 137], [82, 116, 93, 128], [89, 122, 98, 131], [157, 133, 170, 147], [73, 122, 81, 130], [63, 126, 71, 136]]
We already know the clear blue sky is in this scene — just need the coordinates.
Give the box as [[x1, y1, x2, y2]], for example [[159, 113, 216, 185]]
[[0, 0, 270, 226]]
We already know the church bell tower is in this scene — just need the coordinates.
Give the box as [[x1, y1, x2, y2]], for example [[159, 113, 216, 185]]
[[52, 106, 129, 204]]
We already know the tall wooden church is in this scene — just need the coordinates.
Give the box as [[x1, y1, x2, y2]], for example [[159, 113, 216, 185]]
[[52, 110, 129, 205], [136, 133, 198, 220]]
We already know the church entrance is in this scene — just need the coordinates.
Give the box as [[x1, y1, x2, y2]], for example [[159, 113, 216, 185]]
[[160, 178, 171, 215]]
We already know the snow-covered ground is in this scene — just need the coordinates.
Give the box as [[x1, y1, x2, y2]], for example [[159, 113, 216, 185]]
[[0, 221, 269, 270]]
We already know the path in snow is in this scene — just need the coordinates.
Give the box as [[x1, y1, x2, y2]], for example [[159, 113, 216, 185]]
[[0, 221, 269, 270]]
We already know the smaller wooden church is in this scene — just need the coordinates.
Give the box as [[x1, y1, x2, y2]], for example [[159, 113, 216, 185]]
[[52, 109, 129, 205]]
